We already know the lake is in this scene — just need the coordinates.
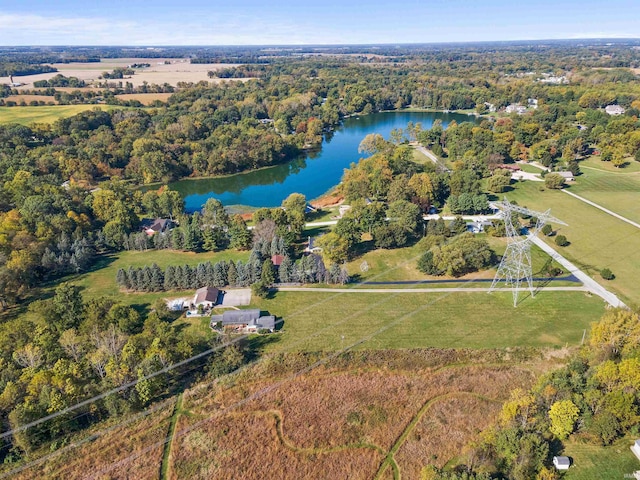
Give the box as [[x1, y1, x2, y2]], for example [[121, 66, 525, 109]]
[[170, 110, 478, 211]]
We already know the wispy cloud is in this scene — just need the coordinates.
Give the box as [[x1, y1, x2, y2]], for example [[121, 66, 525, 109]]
[[0, 12, 333, 45]]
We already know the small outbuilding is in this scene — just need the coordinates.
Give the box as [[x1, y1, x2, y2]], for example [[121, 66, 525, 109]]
[[557, 171, 575, 182], [605, 104, 626, 116], [553, 456, 571, 470], [631, 439, 640, 461], [193, 286, 220, 309], [271, 254, 285, 267], [140, 218, 174, 236]]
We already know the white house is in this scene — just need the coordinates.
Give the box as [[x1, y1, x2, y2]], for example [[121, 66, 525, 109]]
[[631, 439, 640, 461], [505, 104, 527, 115], [605, 104, 626, 116], [553, 456, 570, 470], [528, 98, 539, 109]]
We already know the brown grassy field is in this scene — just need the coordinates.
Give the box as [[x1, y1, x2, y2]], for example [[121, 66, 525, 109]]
[[4, 94, 56, 104], [169, 349, 542, 480], [10, 401, 174, 480], [7, 349, 551, 480], [115, 93, 174, 104], [1, 59, 249, 89]]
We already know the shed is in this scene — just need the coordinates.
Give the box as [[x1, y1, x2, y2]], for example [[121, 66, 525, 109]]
[[553, 456, 570, 470], [632, 439, 640, 461], [271, 254, 285, 267], [557, 171, 575, 182]]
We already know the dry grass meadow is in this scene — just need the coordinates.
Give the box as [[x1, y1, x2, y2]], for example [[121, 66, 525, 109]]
[[7, 349, 554, 480]]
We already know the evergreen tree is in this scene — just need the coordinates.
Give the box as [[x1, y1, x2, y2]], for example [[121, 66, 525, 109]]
[[279, 255, 293, 283], [196, 263, 207, 287], [236, 261, 250, 286], [128, 266, 139, 291], [116, 268, 129, 289], [171, 228, 183, 250], [140, 266, 152, 292], [174, 265, 184, 289], [328, 263, 341, 284], [261, 259, 276, 285], [150, 263, 164, 291], [204, 261, 215, 286], [229, 215, 252, 250], [227, 260, 238, 286], [213, 262, 227, 287], [164, 265, 176, 290], [182, 265, 194, 289]]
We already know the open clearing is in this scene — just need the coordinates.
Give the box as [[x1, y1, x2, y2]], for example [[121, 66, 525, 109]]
[[562, 437, 640, 480], [567, 159, 640, 224], [0, 105, 127, 125], [251, 290, 604, 351], [505, 180, 640, 307], [170, 350, 541, 480], [1, 58, 249, 88], [7, 350, 545, 480]]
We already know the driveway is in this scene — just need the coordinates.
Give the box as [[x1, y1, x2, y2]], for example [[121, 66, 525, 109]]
[[219, 288, 252, 307]]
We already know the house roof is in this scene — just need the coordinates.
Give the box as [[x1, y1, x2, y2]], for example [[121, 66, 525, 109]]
[[220, 309, 261, 325], [194, 286, 219, 305], [141, 218, 172, 232], [271, 254, 285, 266], [557, 171, 574, 179]]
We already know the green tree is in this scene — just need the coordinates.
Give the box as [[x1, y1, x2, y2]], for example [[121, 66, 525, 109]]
[[316, 232, 350, 264], [544, 173, 565, 189], [555, 234, 568, 246], [260, 259, 275, 285], [549, 400, 579, 439]]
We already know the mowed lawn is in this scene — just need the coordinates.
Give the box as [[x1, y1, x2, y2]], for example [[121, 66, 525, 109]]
[[68, 249, 250, 303], [562, 437, 639, 480], [568, 162, 640, 224], [251, 290, 605, 352], [346, 236, 570, 285], [505, 180, 640, 307], [0, 105, 136, 125]]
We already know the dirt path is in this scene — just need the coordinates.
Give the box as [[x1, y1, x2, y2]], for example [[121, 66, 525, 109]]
[[373, 391, 499, 480], [160, 393, 183, 480]]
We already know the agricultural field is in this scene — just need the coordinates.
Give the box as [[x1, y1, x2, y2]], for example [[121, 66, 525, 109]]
[[505, 180, 640, 307], [1, 58, 248, 89], [0, 105, 124, 125], [115, 93, 174, 105]]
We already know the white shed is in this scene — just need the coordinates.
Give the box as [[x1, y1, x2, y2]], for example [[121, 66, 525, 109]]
[[553, 456, 570, 470], [632, 439, 640, 461]]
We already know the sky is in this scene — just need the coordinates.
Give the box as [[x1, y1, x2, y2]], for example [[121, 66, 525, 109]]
[[1, 0, 639, 46]]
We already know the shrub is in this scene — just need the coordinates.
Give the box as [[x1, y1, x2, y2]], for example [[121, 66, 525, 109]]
[[541, 224, 552, 236], [251, 281, 269, 298], [555, 234, 568, 246], [600, 268, 615, 280], [544, 173, 565, 189]]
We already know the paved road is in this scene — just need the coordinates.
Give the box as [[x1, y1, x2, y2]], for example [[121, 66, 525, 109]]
[[276, 286, 589, 294], [562, 189, 640, 230], [528, 233, 627, 308]]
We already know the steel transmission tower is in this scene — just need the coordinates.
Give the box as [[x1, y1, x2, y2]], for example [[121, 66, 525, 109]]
[[489, 199, 567, 306]]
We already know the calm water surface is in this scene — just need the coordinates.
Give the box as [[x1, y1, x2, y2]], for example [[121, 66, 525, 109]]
[[170, 111, 477, 211]]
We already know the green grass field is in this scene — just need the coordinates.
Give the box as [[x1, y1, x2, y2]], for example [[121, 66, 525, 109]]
[[0, 105, 134, 125], [249, 290, 604, 352], [345, 235, 570, 285], [504, 180, 640, 307], [63, 249, 250, 304], [568, 161, 640, 224], [563, 437, 639, 480]]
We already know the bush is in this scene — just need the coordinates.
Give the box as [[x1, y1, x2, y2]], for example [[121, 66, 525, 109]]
[[541, 224, 552, 236], [544, 173, 565, 189], [555, 234, 568, 246], [600, 268, 615, 280], [251, 281, 269, 298]]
